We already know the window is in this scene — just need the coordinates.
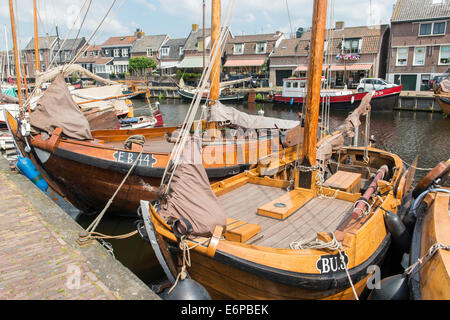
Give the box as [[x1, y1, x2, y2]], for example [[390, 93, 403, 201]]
[[285, 82, 291, 88], [255, 42, 267, 54], [122, 48, 128, 57], [64, 51, 71, 60], [414, 47, 426, 65], [83, 51, 88, 57], [233, 43, 244, 55], [292, 81, 298, 88], [439, 45, 450, 65], [396, 48, 408, 66], [160, 47, 170, 56], [419, 21, 446, 36], [179, 46, 184, 56], [113, 49, 120, 57], [104, 49, 109, 55], [343, 39, 361, 54], [146, 48, 153, 57], [94, 51, 98, 58]]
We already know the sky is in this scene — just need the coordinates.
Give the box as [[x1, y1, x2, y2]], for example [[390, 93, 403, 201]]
[[0, 0, 397, 50]]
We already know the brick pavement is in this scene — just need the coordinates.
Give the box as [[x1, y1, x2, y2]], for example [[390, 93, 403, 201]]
[[0, 170, 117, 300]]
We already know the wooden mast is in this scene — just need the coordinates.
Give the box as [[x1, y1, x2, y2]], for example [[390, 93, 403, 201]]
[[33, 0, 40, 73], [203, 0, 206, 72], [8, 0, 23, 107], [208, 0, 221, 130], [297, 0, 327, 190]]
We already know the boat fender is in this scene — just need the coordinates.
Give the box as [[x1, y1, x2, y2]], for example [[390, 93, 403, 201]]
[[16, 156, 48, 192], [162, 278, 211, 300], [367, 274, 409, 300], [384, 210, 411, 254]]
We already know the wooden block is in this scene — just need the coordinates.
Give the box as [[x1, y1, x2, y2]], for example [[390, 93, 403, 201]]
[[225, 220, 261, 243], [257, 189, 313, 220], [323, 171, 361, 193]]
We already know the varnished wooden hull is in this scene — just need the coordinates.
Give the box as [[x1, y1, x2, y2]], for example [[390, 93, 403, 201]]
[[149, 147, 404, 300], [5, 110, 287, 216], [435, 95, 450, 116], [409, 190, 450, 300]]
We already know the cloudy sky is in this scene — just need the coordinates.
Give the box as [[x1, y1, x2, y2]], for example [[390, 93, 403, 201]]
[[0, 0, 397, 50]]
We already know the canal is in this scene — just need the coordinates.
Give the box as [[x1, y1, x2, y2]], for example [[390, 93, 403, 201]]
[[73, 98, 449, 291]]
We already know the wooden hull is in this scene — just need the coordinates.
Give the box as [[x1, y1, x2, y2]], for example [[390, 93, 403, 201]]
[[5, 110, 288, 216], [409, 190, 450, 300], [435, 95, 450, 116], [273, 86, 403, 111], [178, 89, 247, 103], [150, 147, 404, 299]]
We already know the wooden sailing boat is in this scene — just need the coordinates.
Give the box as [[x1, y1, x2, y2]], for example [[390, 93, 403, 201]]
[[407, 161, 449, 300], [4, 1, 300, 217], [141, 0, 406, 300], [434, 76, 450, 116]]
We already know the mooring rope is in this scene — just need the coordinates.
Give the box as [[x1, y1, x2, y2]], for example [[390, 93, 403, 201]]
[[404, 243, 450, 277], [290, 232, 359, 300], [77, 135, 145, 245]]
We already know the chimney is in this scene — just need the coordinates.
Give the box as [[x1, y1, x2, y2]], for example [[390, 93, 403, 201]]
[[335, 21, 345, 30], [192, 24, 199, 32], [135, 28, 145, 39]]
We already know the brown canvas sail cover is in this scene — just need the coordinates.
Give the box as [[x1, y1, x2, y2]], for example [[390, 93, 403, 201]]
[[30, 73, 93, 140], [0, 91, 18, 104], [158, 136, 227, 237]]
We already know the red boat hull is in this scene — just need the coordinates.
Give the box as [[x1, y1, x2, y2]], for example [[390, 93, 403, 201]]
[[273, 85, 403, 111]]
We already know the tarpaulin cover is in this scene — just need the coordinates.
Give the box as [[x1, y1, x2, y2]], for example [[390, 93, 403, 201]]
[[158, 136, 227, 237], [30, 74, 93, 140], [210, 101, 300, 130]]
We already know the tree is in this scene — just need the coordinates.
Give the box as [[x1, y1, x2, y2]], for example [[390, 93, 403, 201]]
[[129, 56, 157, 76]]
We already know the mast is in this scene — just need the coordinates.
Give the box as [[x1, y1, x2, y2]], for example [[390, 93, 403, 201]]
[[203, 0, 206, 72], [8, 0, 23, 107], [33, 0, 40, 73], [208, 0, 221, 130], [4, 26, 10, 79], [297, 0, 327, 189]]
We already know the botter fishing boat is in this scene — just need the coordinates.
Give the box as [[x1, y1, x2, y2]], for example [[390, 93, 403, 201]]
[[138, 0, 405, 300]]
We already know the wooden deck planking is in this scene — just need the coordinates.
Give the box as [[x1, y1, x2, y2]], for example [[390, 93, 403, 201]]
[[218, 183, 354, 248], [257, 198, 352, 248]]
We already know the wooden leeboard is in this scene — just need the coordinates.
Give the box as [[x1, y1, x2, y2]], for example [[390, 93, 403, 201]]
[[257, 189, 313, 220]]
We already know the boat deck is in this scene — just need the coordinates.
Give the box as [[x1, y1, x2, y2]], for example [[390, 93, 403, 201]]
[[101, 136, 175, 154], [218, 183, 354, 248]]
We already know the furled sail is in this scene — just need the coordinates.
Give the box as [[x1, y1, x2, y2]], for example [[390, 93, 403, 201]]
[[30, 74, 93, 140], [209, 101, 300, 130], [35, 64, 117, 88], [158, 135, 227, 237]]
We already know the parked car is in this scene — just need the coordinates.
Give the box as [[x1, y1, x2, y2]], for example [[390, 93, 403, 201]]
[[357, 78, 397, 93], [430, 73, 449, 92]]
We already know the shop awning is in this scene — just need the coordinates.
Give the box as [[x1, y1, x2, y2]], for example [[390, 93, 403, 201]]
[[329, 64, 373, 71], [294, 65, 327, 72], [178, 56, 210, 69], [224, 59, 265, 67], [159, 61, 179, 69]]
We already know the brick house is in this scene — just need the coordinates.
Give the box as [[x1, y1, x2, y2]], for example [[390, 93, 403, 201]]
[[101, 35, 136, 76], [23, 36, 58, 80], [159, 38, 186, 75], [178, 24, 231, 72], [387, 0, 450, 91], [223, 32, 284, 76], [130, 29, 170, 70], [75, 44, 113, 79], [269, 22, 390, 88]]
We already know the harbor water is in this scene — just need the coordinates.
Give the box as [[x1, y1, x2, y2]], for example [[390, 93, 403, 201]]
[[71, 98, 449, 290]]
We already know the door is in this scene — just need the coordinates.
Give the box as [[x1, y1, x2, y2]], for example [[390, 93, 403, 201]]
[[394, 74, 417, 91], [276, 70, 293, 87]]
